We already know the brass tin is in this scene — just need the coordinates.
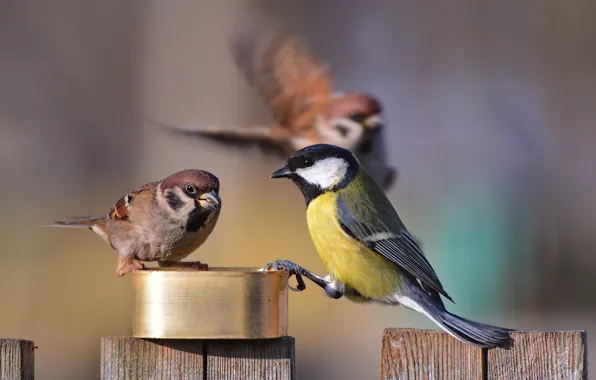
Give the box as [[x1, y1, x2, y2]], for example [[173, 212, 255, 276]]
[[132, 267, 289, 339]]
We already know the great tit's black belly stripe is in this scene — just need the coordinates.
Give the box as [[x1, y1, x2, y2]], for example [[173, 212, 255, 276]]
[[186, 208, 210, 233]]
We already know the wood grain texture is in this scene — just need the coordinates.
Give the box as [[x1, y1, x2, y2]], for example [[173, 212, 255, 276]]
[[487, 331, 587, 380], [0, 339, 35, 380], [101, 337, 204, 380], [101, 337, 295, 380], [381, 329, 483, 380], [205, 337, 295, 380]]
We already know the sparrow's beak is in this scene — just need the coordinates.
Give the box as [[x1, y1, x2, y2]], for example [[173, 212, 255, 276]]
[[363, 114, 384, 130], [271, 166, 292, 179], [198, 190, 220, 211]]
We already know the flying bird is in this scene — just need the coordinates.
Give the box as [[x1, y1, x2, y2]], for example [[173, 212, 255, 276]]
[[155, 18, 397, 190]]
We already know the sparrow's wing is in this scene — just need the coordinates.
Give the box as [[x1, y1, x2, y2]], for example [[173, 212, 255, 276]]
[[107, 182, 159, 221], [335, 175, 453, 302], [231, 23, 334, 129], [150, 118, 291, 154]]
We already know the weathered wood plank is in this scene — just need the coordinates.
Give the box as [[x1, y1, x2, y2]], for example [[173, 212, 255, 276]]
[[0, 339, 35, 380], [101, 337, 296, 380], [381, 329, 483, 380], [487, 331, 586, 380], [101, 337, 204, 380], [205, 337, 295, 380]]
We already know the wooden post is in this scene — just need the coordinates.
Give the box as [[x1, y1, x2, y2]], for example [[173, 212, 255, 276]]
[[101, 337, 295, 380], [381, 329, 587, 380], [381, 329, 483, 379], [486, 331, 587, 379], [0, 339, 35, 380]]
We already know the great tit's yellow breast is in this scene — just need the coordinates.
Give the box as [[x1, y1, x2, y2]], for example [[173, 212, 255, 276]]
[[306, 191, 399, 299]]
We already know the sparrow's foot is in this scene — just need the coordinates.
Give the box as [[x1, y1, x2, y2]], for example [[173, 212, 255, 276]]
[[158, 261, 209, 271], [263, 260, 307, 292], [117, 257, 146, 277]]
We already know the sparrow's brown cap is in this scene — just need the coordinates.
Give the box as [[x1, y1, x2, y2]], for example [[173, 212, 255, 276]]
[[161, 169, 220, 193], [325, 92, 382, 123]]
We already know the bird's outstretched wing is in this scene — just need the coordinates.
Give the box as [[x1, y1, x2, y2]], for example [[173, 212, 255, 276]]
[[230, 18, 334, 129], [335, 173, 453, 302], [149, 117, 291, 155]]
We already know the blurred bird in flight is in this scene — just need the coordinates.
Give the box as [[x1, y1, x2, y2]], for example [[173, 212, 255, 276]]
[[154, 14, 397, 190]]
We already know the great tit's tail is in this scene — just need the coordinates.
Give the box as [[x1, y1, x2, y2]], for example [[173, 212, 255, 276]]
[[436, 310, 514, 349], [399, 290, 514, 349]]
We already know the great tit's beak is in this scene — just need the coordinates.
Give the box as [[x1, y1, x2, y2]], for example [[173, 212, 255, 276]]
[[271, 166, 292, 179], [198, 190, 220, 211]]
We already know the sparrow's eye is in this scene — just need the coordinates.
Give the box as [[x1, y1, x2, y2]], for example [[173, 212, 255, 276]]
[[349, 112, 367, 123], [184, 184, 197, 195]]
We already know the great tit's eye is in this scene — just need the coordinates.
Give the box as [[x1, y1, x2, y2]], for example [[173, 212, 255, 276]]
[[302, 156, 314, 167], [184, 184, 197, 195]]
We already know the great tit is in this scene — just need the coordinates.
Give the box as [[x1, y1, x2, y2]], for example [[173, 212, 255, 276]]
[[266, 143, 514, 349]]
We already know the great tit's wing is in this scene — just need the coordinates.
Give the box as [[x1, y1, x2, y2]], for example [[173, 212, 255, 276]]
[[336, 185, 453, 302], [230, 20, 333, 129]]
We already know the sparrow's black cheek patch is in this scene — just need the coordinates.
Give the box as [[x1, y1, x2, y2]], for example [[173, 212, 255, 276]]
[[335, 125, 350, 137], [186, 208, 210, 233], [166, 192, 184, 211]]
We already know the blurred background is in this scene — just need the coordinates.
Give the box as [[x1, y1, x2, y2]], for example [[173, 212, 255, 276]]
[[1, 0, 595, 378]]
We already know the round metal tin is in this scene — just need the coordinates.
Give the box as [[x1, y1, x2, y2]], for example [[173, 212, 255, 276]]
[[132, 267, 289, 339]]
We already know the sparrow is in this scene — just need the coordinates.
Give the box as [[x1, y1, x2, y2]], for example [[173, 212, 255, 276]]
[[263, 144, 514, 348], [154, 18, 397, 190], [50, 169, 221, 276]]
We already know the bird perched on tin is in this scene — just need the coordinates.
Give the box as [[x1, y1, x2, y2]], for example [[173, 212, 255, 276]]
[[264, 144, 514, 349], [50, 169, 221, 277], [154, 17, 396, 190]]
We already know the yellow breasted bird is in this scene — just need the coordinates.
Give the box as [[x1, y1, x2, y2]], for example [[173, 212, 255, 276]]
[[265, 143, 514, 349]]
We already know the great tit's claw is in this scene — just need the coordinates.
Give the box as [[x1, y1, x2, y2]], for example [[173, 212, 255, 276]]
[[291, 274, 307, 292], [263, 260, 307, 292]]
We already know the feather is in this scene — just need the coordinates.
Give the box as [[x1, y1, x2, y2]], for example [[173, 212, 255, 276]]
[[107, 182, 158, 221], [230, 16, 333, 129], [335, 171, 453, 302]]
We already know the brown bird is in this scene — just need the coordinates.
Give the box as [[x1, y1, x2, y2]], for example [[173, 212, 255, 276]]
[[155, 19, 397, 190], [50, 169, 221, 276]]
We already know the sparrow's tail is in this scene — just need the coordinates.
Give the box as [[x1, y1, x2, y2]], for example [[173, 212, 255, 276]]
[[48, 216, 105, 228], [402, 288, 514, 349]]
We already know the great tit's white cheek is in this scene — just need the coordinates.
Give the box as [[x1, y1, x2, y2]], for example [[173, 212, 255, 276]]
[[295, 157, 348, 189]]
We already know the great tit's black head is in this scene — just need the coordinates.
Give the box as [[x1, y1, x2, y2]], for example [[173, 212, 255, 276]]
[[271, 144, 359, 203]]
